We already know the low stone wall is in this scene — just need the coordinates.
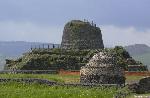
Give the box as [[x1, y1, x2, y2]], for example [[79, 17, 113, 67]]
[[0, 78, 124, 87], [0, 78, 57, 86], [0, 70, 58, 74]]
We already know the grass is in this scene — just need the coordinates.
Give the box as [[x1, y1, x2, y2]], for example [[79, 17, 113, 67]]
[[125, 75, 146, 83], [0, 82, 120, 98], [0, 74, 149, 98]]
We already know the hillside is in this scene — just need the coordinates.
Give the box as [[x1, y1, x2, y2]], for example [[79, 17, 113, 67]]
[[0, 41, 55, 56], [125, 44, 150, 69], [0, 56, 5, 70], [0, 56, 17, 70], [133, 53, 150, 69], [124, 44, 150, 56]]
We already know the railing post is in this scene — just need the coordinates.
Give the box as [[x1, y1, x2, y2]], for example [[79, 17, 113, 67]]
[[53, 44, 55, 48], [48, 44, 50, 49]]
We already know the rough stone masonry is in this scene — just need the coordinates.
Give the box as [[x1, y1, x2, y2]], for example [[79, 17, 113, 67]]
[[61, 20, 104, 50], [80, 51, 125, 85]]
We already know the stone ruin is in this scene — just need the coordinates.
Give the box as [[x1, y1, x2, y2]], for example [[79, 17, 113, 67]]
[[61, 20, 104, 50], [80, 51, 125, 85]]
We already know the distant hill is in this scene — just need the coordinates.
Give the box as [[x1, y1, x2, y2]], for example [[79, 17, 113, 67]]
[[0, 56, 5, 70], [0, 41, 57, 70], [124, 44, 150, 70], [133, 53, 150, 66], [0, 41, 57, 56], [124, 44, 150, 56]]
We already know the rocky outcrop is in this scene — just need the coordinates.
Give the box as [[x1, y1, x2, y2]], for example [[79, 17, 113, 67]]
[[61, 20, 104, 50], [80, 51, 125, 85], [129, 77, 150, 94]]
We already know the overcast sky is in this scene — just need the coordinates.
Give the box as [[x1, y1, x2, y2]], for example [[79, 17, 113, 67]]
[[0, 0, 150, 47]]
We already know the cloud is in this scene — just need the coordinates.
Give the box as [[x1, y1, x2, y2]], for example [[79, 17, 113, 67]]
[[0, 0, 150, 28], [0, 21, 150, 47], [101, 25, 150, 47], [0, 21, 63, 43]]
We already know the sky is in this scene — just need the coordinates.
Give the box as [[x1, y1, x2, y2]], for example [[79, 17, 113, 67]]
[[0, 0, 150, 47]]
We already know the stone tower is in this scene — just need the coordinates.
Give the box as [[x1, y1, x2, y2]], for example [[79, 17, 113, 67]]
[[80, 51, 125, 84], [61, 20, 104, 50]]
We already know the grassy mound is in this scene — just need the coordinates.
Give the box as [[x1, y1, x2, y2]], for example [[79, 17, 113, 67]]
[[5, 46, 145, 71]]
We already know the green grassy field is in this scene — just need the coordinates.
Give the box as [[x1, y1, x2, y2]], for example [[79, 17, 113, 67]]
[[0, 82, 122, 98], [0, 81, 149, 98], [0, 74, 149, 98], [125, 75, 146, 83]]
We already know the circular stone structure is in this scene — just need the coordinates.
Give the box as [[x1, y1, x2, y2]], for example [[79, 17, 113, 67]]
[[61, 20, 104, 50], [80, 51, 125, 84]]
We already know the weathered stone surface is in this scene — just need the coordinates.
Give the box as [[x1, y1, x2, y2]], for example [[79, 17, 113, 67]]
[[80, 51, 125, 84], [61, 20, 104, 50]]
